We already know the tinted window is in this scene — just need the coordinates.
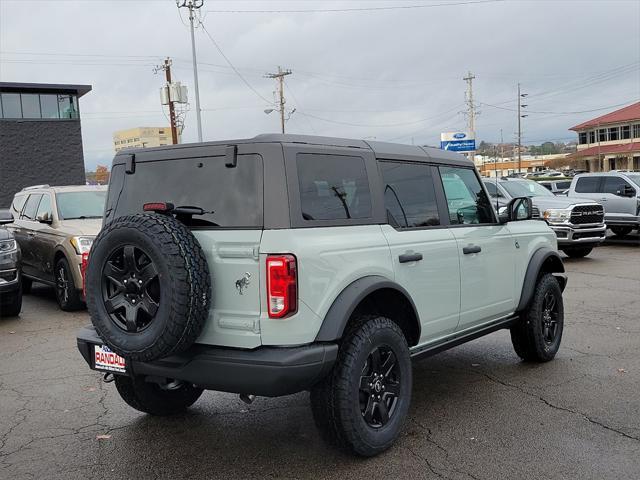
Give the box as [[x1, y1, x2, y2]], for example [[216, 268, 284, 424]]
[[297, 154, 371, 221], [603, 177, 632, 195], [21, 94, 41, 118], [58, 95, 79, 119], [40, 94, 60, 119], [575, 176, 601, 193], [115, 155, 263, 228], [556, 181, 571, 190], [36, 194, 53, 219], [380, 162, 439, 228], [540, 182, 553, 191], [11, 194, 28, 216], [1, 93, 21, 118], [483, 181, 504, 198], [56, 191, 106, 220], [440, 167, 494, 225], [22, 194, 42, 221]]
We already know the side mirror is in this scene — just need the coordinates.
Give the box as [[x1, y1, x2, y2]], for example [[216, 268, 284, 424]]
[[37, 212, 53, 224], [0, 210, 14, 225], [500, 197, 533, 223], [617, 185, 636, 197]]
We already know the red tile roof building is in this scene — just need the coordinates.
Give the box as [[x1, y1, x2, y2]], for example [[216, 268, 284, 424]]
[[569, 101, 640, 172]]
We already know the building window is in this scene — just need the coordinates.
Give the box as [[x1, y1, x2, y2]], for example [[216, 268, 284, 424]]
[[621, 125, 631, 140], [40, 94, 60, 119], [578, 132, 587, 144], [598, 129, 607, 142], [1, 93, 22, 118], [608, 127, 619, 141], [21, 94, 41, 118], [588, 131, 596, 143], [158, 130, 165, 134], [633, 124, 640, 139], [57, 94, 79, 119]]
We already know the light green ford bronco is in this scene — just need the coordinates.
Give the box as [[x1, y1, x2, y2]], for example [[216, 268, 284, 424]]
[[77, 134, 567, 456]]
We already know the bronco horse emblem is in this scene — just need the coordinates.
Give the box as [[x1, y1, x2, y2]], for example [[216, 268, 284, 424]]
[[235, 272, 251, 295]]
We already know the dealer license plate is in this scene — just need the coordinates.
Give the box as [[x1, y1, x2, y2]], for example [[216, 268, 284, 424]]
[[93, 344, 126, 374]]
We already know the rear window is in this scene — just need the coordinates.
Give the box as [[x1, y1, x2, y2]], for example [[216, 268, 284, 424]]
[[575, 176, 601, 193], [297, 154, 371, 221], [113, 155, 263, 228]]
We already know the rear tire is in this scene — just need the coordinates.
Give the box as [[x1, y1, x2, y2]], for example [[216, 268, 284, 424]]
[[55, 257, 85, 311], [114, 375, 203, 416], [561, 247, 592, 258], [310, 315, 412, 457], [511, 273, 564, 362], [1, 284, 22, 317], [610, 226, 633, 237]]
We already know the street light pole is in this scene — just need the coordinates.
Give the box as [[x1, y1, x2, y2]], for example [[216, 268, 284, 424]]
[[177, 0, 204, 142]]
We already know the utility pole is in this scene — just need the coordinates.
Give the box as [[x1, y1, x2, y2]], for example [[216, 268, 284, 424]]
[[517, 83, 528, 174], [176, 0, 204, 142], [156, 58, 179, 145], [463, 71, 476, 163], [265, 66, 292, 134]]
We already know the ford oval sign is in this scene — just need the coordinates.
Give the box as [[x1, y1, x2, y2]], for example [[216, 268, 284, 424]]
[[453, 133, 466, 139]]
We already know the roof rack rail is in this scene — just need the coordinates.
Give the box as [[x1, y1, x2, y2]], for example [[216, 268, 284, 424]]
[[22, 184, 50, 191]]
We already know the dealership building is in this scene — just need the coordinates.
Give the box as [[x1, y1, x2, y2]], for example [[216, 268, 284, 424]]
[[0, 82, 92, 207], [570, 101, 640, 172]]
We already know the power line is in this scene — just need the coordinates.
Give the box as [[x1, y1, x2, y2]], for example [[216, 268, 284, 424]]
[[197, 19, 273, 105], [283, 79, 318, 134], [205, 0, 505, 14], [479, 100, 637, 116]]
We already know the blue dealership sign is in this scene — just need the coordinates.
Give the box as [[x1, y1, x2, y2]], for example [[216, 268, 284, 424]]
[[440, 131, 476, 152]]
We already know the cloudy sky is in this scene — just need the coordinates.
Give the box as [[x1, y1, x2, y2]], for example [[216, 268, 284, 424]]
[[1, 0, 639, 170]]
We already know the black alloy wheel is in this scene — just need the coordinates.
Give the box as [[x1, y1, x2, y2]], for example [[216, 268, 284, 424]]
[[359, 345, 401, 428], [101, 245, 160, 333], [55, 264, 70, 305], [54, 257, 84, 311], [541, 290, 560, 345]]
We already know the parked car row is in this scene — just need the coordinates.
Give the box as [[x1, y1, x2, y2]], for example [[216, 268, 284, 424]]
[[482, 170, 640, 258], [1, 184, 107, 315]]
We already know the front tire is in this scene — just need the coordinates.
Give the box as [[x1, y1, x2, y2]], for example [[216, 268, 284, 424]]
[[310, 315, 412, 457], [561, 247, 592, 258], [511, 273, 564, 362], [55, 257, 84, 311], [114, 375, 203, 416], [21, 277, 32, 295], [1, 284, 22, 317]]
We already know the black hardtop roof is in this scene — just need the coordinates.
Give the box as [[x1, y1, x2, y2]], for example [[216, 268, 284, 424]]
[[113, 133, 472, 167]]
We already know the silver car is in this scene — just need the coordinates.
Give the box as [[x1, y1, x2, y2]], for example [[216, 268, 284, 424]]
[[568, 172, 640, 236]]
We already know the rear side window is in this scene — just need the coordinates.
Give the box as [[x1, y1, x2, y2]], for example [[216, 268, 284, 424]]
[[602, 176, 632, 195], [540, 183, 552, 191], [440, 167, 494, 225], [297, 154, 371, 221], [380, 162, 439, 228], [22, 194, 42, 221], [575, 176, 601, 193], [556, 181, 571, 190], [11, 194, 27, 216], [114, 155, 263, 228]]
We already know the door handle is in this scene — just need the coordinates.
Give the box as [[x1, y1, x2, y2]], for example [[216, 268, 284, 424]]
[[399, 252, 423, 263], [463, 245, 482, 255]]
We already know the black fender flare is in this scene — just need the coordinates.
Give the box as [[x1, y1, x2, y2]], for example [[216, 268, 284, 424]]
[[516, 248, 567, 312], [314, 275, 421, 343]]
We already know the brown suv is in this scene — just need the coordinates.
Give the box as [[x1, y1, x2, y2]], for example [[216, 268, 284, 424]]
[[9, 185, 107, 310]]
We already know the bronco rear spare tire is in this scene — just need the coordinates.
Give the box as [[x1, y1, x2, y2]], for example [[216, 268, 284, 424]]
[[86, 213, 211, 362]]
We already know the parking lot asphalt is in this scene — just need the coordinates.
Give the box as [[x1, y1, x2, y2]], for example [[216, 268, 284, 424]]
[[1, 242, 639, 480]]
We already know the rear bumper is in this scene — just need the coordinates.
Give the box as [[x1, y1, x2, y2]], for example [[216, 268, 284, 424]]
[[77, 326, 338, 397]]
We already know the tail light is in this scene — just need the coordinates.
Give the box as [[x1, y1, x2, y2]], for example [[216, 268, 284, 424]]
[[81, 252, 90, 299], [266, 254, 297, 318]]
